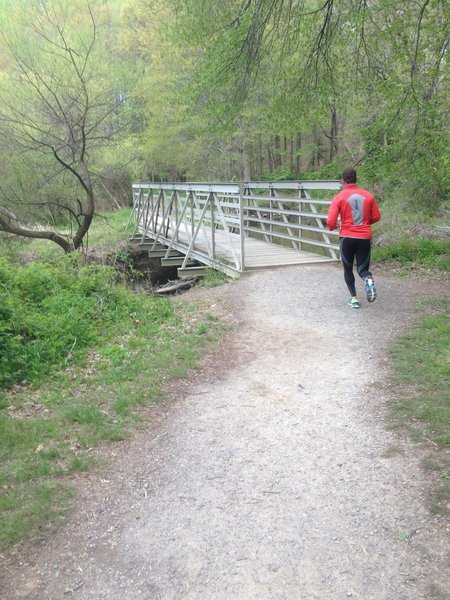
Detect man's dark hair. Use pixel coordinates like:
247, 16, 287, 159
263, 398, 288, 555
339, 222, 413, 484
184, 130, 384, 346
341, 168, 357, 184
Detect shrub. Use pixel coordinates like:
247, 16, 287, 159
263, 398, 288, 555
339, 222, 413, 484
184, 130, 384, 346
0, 256, 172, 388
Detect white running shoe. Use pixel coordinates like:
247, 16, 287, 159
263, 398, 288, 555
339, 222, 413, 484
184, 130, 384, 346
365, 277, 377, 303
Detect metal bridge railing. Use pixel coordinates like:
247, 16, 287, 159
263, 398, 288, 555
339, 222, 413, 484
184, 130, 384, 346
130, 181, 341, 275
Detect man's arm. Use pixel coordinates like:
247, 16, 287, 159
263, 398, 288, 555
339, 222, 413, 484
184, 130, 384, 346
327, 199, 340, 230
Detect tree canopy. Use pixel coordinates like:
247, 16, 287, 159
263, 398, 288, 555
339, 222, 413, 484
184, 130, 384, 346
0, 0, 448, 249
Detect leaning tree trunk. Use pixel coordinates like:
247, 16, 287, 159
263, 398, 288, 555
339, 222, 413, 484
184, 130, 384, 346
70, 160, 96, 251
0, 208, 75, 253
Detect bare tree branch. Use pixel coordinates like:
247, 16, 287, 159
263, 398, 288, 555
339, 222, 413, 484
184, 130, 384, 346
0, 1, 122, 251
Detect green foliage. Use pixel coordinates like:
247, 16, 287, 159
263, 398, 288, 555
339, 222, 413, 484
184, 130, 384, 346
200, 268, 231, 287
0, 481, 74, 546
373, 238, 450, 272
139, 0, 449, 216
300, 160, 347, 181
80, 210, 135, 256
0, 255, 156, 388
389, 297, 450, 512
260, 167, 294, 182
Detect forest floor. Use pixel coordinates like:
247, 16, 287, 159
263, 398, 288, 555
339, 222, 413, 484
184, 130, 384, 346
1, 263, 449, 600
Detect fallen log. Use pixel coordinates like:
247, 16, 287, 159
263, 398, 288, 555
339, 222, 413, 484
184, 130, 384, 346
154, 276, 201, 295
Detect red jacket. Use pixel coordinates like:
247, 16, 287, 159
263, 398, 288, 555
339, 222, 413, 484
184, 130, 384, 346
327, 183, 381, 239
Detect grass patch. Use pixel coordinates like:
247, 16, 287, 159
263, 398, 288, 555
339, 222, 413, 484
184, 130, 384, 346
0, 481, 74, 546
372, 238, 450, 275
0, 301, 222, 548
84, 208, 134, 251
200, 268, 232, 288
388, 297, 450, 513
0, 253, 223, 549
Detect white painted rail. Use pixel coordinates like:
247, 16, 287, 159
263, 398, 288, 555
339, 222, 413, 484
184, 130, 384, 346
130, 181, 341, 276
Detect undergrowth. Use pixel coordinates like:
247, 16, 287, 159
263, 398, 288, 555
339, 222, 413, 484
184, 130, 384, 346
0, 255, 144, 390
372, 238, 450, 274
200, 268, 231, 287
388, 297, 450, 514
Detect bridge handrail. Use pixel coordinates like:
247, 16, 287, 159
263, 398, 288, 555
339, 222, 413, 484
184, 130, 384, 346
132, 180, 341, 193
133, 182, 241, 194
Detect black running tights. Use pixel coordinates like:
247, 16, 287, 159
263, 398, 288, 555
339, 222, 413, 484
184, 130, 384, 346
339, 237, 372, 297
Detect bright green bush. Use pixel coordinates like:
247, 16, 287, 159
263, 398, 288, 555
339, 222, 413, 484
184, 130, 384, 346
0, 256, 173, 388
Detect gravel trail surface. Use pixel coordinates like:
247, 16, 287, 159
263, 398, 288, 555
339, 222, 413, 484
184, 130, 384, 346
1, 264, 449, 599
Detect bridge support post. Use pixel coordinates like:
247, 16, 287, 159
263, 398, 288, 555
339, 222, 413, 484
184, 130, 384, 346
239, 183, 245, 272
210, 191, 216, 260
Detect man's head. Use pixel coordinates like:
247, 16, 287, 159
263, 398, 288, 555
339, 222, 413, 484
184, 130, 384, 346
341, 167, 357, 184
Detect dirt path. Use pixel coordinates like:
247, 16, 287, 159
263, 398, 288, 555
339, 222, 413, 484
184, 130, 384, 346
1, 264, 449, 599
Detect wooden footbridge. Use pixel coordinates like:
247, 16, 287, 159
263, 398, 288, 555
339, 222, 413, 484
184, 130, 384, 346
130, 181, 341, 277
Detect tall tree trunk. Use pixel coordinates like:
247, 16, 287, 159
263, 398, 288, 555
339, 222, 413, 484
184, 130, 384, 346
283, 135, 288, 171
237, 138, 251, 181
295, 133, 302, 178
330, 107, 338, 162
274, 135, 282, 168
242, 151, 251, 181
268, 145, 274, 172
312, 127, 324, 169
289, 137, 294, 176
258, 134, 264, 178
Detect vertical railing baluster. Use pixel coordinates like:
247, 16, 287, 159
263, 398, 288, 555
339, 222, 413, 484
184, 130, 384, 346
239, 183, 245, 271
299, 187, 306, 252
210, 191, 216, 260
191, 191, 195, 240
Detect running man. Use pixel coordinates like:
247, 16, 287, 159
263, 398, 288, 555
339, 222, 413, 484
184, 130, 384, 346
327, 168, 381, 309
